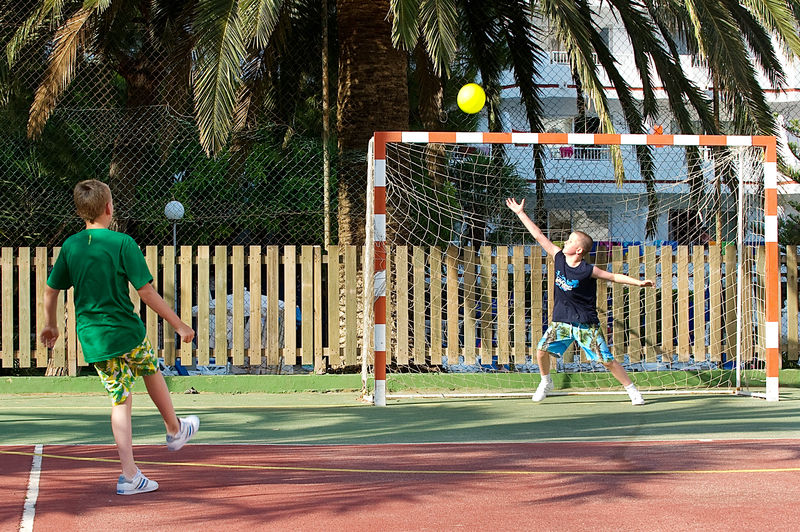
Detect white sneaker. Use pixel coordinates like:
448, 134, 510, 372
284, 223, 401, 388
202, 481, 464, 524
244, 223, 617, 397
166, 415, 200, 451
532, 379, 554, 402
627, 387, 645, 406
117, 469, 158, 495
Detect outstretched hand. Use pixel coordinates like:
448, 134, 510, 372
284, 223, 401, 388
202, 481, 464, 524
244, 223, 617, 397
506, 197, 525, 214
640, 279, 655, 287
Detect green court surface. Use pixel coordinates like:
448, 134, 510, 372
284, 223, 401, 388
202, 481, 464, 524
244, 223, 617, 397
1, 386, 799, 446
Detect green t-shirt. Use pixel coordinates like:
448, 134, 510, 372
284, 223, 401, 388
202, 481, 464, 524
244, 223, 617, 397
46, 229, 153, 363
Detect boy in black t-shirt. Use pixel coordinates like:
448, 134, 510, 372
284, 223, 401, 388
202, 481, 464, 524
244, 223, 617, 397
506, 198, 654, 405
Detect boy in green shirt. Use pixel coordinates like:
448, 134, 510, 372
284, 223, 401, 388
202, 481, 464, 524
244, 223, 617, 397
40, 179, 199, 495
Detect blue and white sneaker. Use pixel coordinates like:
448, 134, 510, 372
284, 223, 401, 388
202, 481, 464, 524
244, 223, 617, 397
166, 415, 200, 451
117, 470, 158, 495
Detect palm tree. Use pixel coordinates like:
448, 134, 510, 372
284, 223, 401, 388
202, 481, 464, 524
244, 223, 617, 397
6, 1, 186, 232
389, 0, 800, 236
335, 0, 409, 245
9, 0, 800, 244
5, 0, 324, 234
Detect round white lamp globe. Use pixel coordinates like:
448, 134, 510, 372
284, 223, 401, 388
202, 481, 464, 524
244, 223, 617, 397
164, 200, 185, 221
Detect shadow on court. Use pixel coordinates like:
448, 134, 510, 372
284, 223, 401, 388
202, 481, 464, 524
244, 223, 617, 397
1, 390, 799, 446
4, 440, 800, 531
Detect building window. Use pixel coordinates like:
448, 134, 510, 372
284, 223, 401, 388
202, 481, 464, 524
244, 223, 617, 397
548, 210, 610, 242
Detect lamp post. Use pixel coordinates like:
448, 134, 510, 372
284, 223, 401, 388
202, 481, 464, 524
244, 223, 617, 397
164, 200, 185, 248
164, 200, 184, 324
164, 200, 185, 366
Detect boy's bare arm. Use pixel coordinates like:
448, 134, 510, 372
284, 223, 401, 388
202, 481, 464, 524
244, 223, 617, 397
506, 198, 561, 257
592, 266, 654, 287
39, 286, 61, 347
137, 282, 195, 343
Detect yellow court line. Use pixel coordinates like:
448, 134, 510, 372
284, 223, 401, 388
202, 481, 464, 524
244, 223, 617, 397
2, 449, 800, 476
0, 404, 362, 410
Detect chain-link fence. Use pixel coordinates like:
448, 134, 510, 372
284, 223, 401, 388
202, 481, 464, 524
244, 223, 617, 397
2, 1, 800, 248
0, 106, 333, 247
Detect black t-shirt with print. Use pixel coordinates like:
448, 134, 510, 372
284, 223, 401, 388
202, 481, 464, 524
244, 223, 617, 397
551, 250, 599, 324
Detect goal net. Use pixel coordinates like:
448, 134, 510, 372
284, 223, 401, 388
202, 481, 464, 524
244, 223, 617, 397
366, 132, 780, 405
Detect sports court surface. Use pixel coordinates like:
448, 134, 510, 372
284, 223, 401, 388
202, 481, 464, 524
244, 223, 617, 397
3, 389, 800, 531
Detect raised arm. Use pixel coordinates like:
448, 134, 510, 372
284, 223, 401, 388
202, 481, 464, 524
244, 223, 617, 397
137, 282, 195, 343
506, 198, 561, 257
592, 266, 654, 287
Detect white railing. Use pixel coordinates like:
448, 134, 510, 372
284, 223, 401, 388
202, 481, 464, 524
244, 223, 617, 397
550, 146, 610, 160
549, 50, 598, 65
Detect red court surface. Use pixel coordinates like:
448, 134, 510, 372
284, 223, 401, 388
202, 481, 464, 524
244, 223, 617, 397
3, 440, 799, 531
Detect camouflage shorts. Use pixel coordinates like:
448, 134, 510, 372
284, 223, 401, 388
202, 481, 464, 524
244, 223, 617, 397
94, 337, 159, 405
536, 322, 614, 362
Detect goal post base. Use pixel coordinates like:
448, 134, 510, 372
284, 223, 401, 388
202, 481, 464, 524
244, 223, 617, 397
766, 377, 780, 402
374, 379, 386, 406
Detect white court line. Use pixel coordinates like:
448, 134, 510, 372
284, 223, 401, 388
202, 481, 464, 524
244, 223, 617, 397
19, 444, 42, 532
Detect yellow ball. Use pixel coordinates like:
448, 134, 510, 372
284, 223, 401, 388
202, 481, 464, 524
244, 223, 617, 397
457, 83, 486, 114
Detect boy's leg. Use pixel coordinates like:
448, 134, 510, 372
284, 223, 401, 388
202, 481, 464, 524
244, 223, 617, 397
110, 396, 138, 480
532, 323, 570, 402
94, 357, 140, 478
131, 340, 200, 449
603, 359, 633, 386
601, 360, 645, 404
536, 349, 552, 376
532, 350, 555, 401
578, 324, 644, 405
143, 372, 180, 435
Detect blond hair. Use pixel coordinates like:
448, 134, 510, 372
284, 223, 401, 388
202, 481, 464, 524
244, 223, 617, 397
73, 180, 111, 222
574, 231, 594, 257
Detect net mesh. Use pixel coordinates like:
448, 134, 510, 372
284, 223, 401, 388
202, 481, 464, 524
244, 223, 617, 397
376, 139, 768, 396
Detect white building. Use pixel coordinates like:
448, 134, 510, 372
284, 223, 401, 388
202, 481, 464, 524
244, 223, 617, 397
495, 4, 800, 245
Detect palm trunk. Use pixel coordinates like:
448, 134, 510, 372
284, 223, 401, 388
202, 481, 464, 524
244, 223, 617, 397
336, 0, 408, 246
108, 54, 160, 238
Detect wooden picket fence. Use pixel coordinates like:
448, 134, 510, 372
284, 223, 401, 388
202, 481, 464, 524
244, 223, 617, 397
385, 244, 781, 366
0, 246, 366, 375
0, 244, 797, 375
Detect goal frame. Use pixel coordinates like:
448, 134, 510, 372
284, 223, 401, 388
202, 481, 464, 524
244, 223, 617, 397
366, 131, 780, 405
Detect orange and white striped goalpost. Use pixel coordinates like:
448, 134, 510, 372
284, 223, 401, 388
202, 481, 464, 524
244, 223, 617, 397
368, 132, 780, 405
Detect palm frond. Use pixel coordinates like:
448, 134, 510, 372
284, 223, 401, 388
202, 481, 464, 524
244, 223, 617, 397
153, 1, 196, 115
192, 0, 246, 156
419, 0, 458, 76
741, 0, 800, 58
390, 0, 421, 51
233, 48, 272, 136
461, 0, 505, 84
605, 0, 662, 120
644, 0, 717, 133
727, 0, 787, 89
540, 0, 624, 179
240, 0, 284, 49
6, 0, 68, 66
497, 0, 543, 131
27, 5, 96, 138
687, 0, 775, 134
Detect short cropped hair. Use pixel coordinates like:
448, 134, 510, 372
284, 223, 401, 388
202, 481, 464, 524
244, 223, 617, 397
574, 231, 594, 256
74, 180, 111, 222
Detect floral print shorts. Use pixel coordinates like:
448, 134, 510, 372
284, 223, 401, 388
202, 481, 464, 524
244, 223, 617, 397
94, 337, 159, 405
537, 322, 615, 362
